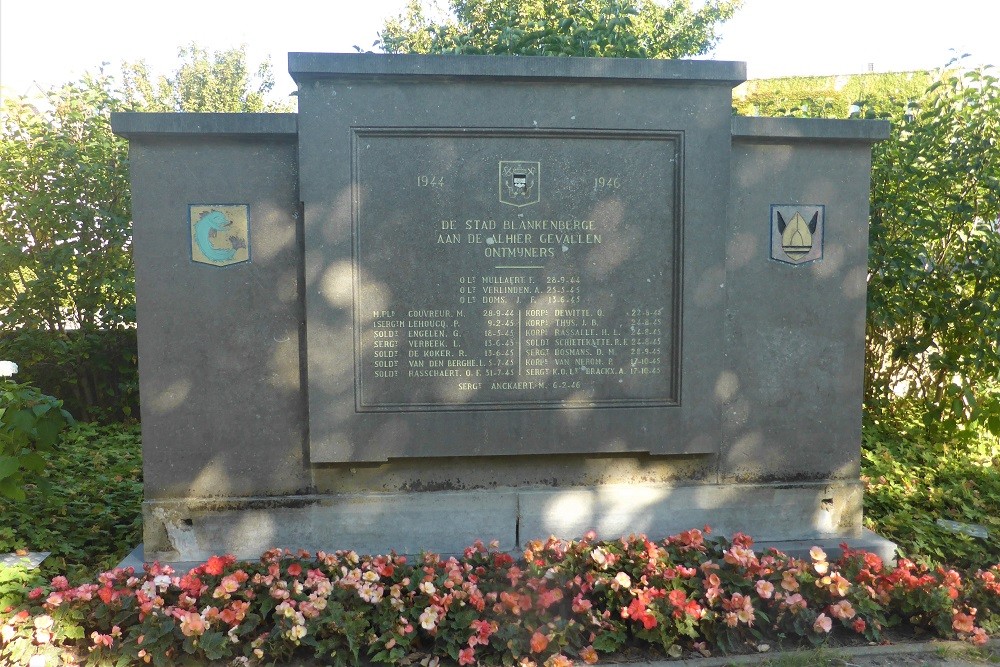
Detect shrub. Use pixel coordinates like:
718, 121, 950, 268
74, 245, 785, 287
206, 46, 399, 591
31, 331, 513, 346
0, 532, 996, 666
866, 64, 1000, 434
861, 417, 1000, 570
0, 422, 142, 581
0, 329, 139, 424
736, 64, 1000, 436
0, 376, 74, 501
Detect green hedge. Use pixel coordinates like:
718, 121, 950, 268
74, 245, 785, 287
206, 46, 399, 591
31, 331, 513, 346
0, 329, 138, 424
733, 71, 932, 118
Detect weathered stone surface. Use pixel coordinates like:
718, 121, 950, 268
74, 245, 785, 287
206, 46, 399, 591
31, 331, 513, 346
722, 118, 888, 484
112, 113, 308, 500
114, 54, 892, 565
142, 491, 517, 562
292, 54, 738, 464
517, 481, 864, 543
139, 481, 865, 561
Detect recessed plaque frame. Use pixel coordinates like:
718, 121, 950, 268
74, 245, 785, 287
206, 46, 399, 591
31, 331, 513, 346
350, 127, 684, 412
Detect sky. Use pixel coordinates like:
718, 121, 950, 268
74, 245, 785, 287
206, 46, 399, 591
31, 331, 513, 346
1, 0, 999, 101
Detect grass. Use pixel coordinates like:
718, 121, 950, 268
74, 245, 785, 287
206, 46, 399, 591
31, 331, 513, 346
757, 648, 849, 667
937, 644, 1000, 663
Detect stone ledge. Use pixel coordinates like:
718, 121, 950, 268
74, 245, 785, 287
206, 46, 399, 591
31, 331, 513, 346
111, 112, 297, 138
732, 116, 891, 143
289, 52, 746, 85
139, 481, 870, 564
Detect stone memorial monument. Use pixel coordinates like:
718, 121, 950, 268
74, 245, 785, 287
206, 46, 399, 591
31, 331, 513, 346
112, 53, 892, 565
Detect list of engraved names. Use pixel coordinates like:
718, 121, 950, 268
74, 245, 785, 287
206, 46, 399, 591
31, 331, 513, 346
354, 129, 681, 410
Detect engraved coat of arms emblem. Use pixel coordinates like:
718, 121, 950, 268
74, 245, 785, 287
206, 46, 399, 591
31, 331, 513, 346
770, 204, 824, 265
189, 204, 251, 267
499, 161, 540, 207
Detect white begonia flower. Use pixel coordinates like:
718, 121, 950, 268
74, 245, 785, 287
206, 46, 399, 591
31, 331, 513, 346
0, 361, 17, 377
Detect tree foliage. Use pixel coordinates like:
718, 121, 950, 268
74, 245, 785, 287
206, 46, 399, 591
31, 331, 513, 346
736, 66, 1000, 436
378, 0, 741, 58
0, 74, 133, 332
1, 45, 289, 421
866, 65, 1000, 434
119, 43, 292, 112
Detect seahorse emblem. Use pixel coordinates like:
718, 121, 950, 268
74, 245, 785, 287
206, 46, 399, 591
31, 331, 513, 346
194, 210, 237, 263
190, 205, 249, 266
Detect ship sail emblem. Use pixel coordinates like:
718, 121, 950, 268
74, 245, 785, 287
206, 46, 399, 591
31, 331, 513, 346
499, 161, 540, 207
770, 205, 824, 265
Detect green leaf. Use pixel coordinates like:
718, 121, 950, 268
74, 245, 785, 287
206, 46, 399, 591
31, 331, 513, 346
0, 476, 26, 501
0, 456, 20, 480
18, 451, 46, 473
198, 630, 230, 660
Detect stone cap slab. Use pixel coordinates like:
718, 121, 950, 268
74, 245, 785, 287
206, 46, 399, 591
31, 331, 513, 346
111, 112, 297, 138
289, 52, 746, 86
732, 116, 891, 143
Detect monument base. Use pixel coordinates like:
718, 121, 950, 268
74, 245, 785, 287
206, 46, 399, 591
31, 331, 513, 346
136, 480, 892, 564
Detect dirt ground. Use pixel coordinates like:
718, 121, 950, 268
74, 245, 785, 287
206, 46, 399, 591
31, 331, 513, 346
682, 641, 1000, 666
606, 639, 1000, 666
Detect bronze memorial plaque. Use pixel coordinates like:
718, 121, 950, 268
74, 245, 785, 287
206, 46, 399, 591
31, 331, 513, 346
353, 129, 682, 411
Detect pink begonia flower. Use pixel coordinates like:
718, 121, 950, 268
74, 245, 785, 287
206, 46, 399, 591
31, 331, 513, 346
178, 611, 206, 637
614, 572, 631, 588
809, 546, 827, 562
459, 647, 476, 665
755, 580, 774, 599
814, 613, 833, 633
830, 599, 856, 620
785, 593, 807, 612
781, 571, 800, 592
545, 654, 573, 667
953, 612, 976, 634
419, 606, 440, 631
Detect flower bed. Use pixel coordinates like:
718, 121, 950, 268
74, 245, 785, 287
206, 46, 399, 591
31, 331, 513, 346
2, 530, 999, 666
